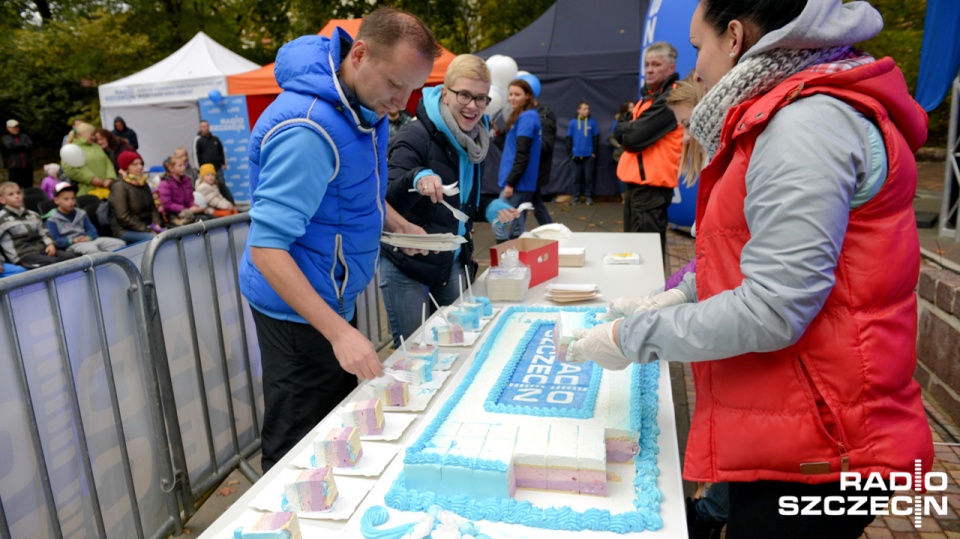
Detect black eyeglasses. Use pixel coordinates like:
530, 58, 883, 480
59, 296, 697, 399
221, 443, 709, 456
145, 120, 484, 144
446, 87, 492, 108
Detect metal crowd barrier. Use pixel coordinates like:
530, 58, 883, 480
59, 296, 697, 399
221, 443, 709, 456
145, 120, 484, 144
138, 214, 391, 519
0, 213, 394, 535
140, 215, 261, 519
940, 72, 960, 241
0, 254, 181, 539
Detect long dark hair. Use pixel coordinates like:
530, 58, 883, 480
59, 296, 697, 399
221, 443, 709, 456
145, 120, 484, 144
504, 79, 535, 133
700, 0, 806, 57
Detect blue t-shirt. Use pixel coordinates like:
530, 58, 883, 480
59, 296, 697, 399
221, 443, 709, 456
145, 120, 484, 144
498, 109, 541, 192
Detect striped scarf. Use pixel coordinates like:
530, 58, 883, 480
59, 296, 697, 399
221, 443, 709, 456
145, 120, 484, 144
690, 46, 855, 157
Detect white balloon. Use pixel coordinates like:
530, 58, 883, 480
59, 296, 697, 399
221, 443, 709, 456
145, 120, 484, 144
60, 144, 85, 167
486, 86, 505, 118
193, 191, 208, 208
487, 56, 518, 95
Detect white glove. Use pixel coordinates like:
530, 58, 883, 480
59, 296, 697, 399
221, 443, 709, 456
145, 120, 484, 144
565, 321, 632, 370
603, 288, 688, 320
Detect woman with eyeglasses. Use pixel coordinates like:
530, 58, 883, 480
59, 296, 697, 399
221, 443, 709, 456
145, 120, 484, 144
380, 54, 520, 348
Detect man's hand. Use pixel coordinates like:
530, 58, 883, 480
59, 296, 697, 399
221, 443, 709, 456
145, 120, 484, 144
416, 174, 444, 203
329, 326, 384, 380
398, 221, 430, 256
44, 245, 56, 256
502, 185, 515, 198
566, 320, 632, 370
496, 208, 520, 224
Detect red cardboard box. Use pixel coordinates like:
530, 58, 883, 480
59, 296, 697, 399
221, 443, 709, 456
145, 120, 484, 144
489, 238, 559, 288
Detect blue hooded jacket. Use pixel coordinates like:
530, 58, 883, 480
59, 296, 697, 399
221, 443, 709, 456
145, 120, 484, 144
239, 29, 389, 322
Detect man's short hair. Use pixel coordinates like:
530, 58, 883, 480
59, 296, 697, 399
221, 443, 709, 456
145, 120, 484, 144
357, 7, 442, 61
578, 101, 590, 108
199, 120, 209, 125
644, 42, 678, 65
0, 181, 19, 195
444, 54, 491, 86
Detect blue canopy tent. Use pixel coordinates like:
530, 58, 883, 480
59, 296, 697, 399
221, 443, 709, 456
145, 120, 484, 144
476, 0, 649, 199
916, 0, 960, 239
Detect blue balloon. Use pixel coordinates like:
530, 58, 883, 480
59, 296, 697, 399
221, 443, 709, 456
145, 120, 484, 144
208, 89, 223, 103
517, 73, 541, 98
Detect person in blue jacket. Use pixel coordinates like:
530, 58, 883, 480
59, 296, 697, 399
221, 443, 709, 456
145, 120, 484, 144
495, 79, 541, 241
238, 7, 440, 472
566, 101, 600, 205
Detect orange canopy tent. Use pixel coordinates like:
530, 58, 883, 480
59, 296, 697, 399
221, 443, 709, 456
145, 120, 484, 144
226, 18, 456, 96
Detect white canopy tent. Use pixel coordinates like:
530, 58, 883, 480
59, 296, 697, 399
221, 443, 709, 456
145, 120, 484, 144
99, 32, 259, 168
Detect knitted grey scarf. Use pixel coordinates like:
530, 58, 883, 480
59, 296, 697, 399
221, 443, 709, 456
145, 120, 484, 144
439, 101, 489, 163
690, 46, 852, 156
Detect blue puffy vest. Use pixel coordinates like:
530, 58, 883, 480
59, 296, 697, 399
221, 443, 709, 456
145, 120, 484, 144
239, 30, 389, 322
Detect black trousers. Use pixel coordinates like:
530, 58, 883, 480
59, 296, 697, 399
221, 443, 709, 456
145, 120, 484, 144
623, 183, 673, 257
18, 250, 77, 267
725, 480, 883, 539
252, 309, 359, 472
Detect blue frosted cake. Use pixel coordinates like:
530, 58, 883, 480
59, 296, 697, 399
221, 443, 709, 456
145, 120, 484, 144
386, 306, 662, 533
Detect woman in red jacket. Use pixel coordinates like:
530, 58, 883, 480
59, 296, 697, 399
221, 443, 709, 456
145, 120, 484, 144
569, 1, 934, 537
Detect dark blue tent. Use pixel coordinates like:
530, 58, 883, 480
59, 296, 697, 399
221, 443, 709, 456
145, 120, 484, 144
915, 0, 960, 112
477, 0, 649, 198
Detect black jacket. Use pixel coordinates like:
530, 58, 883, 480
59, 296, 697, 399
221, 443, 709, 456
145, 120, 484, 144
193, 132, 226, 169
535, 102, 556, 186
382, 99, 499, 288
111, 116, 139, 150
614, 73, 680, 154
1, 133, 33, 170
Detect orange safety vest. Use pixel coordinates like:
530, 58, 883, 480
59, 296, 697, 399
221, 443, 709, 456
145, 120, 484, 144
616, 94, 683, 188
686, 58, 933, 484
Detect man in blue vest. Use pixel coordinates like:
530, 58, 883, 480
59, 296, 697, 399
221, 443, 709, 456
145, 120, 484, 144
240, 7, 440, 471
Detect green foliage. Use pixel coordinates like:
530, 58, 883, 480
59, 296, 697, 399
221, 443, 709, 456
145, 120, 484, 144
0, 9, 157, 153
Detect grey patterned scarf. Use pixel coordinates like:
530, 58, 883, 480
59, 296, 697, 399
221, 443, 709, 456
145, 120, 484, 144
690, 46, 852, 156
439, 101, 489, 163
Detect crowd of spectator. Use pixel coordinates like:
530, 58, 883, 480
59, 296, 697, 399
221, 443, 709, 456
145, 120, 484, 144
0, 117, 236, 277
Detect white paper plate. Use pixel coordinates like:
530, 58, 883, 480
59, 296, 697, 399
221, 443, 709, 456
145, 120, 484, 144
356, 371, 451, 412
248, 469, 376, 520
290, 440, 399, 477
384, 352, 458, 372
319, 411, 416, 442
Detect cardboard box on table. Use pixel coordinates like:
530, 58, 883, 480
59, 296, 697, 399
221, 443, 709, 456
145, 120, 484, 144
489, 238, 559, 288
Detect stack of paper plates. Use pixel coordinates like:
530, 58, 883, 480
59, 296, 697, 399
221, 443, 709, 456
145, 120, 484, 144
544, 283, 599, 303
381, 232, 467, 252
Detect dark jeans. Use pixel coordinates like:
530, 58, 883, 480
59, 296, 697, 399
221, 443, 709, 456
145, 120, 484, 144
18, 250, 77, 267
572, 156, 596, 198
252, 309, 359, 472
379, 257, 465, 348
725, 480, 883, 539
623, 183, 673, 257
494, 191, 535, 240
8, 167, 33, 189
697, 482, 730, 522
